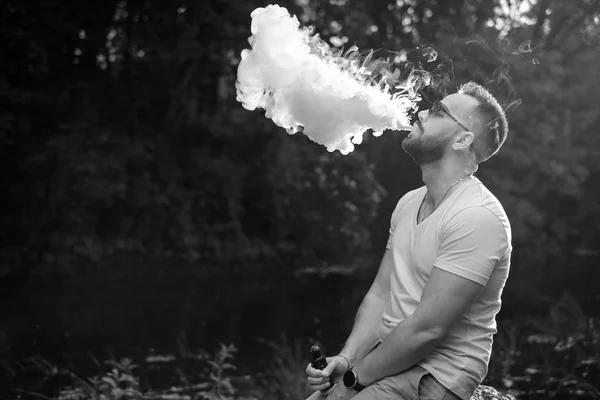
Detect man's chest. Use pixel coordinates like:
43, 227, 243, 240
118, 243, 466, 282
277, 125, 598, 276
393, 210, 442, 279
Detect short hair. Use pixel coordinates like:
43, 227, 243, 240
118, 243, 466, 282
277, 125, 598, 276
458, 82, 508, 163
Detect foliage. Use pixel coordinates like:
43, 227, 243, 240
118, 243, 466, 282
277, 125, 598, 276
5, 344, 252, 400
486, 294, 600, 399
1, 0, 599, 308
255, 336, 312, 400
0, 0, 599, 304
8, 300, 600, 400
56, 358, 142, 400
201, 343, 238, 400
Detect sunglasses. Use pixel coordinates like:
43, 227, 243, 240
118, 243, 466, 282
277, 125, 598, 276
429, 101, 469, 131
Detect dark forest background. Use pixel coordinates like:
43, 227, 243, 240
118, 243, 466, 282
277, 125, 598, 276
1, 0, 600, 399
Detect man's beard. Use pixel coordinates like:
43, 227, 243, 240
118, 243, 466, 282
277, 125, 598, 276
402, 126, 452, 164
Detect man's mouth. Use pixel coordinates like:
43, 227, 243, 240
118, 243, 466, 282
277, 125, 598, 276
412, 122, 422, 134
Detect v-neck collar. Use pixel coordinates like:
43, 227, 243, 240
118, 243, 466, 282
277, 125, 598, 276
415, 177, 479, 226
415, 191, 430, 226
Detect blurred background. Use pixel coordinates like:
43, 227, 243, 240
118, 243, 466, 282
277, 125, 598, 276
1, 0, 599, 399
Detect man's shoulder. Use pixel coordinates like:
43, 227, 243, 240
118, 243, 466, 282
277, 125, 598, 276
393, 186, 426, 209
398, 186, 427, 203
456, 180, 508, 217
448, 181, 512, 240
389, 186, 426, 222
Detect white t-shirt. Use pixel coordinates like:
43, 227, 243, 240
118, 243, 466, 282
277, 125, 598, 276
378, 177, 512, 400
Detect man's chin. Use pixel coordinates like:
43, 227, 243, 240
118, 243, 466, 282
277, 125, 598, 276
401, 136, 417, 151
401, 143, 417, 161
401, 134, 415, 148
402, 141, 433, 165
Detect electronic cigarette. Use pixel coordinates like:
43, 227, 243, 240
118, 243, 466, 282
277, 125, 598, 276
310, 345, 334, 392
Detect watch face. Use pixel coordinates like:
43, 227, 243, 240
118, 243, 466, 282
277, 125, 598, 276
343, 369, 356, 388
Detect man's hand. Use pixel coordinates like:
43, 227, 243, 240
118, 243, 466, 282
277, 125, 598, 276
305, 355, 350, 392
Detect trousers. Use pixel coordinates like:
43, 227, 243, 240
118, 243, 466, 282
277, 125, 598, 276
306, 364, 462, 400
351, 364, 462, 400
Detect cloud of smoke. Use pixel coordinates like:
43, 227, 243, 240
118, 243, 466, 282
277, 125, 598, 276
235, 5, 435, 154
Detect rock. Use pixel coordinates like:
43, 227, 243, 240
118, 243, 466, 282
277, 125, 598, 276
471, 385, 516, 400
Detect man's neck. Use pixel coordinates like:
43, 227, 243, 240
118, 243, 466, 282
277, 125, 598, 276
421, 160, 472, 206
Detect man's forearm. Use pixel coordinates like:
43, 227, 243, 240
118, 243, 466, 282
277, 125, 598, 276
338, 291, 387, 365
352, 315, 443, 385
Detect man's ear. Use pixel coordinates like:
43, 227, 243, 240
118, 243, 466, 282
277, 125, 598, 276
453, 131, 475, 151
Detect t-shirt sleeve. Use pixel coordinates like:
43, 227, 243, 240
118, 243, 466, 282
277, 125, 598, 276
433, 206, 508, 285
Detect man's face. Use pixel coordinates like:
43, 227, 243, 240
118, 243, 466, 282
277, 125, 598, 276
402, 93, 478, 164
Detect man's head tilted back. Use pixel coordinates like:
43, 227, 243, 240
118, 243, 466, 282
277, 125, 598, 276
402, 81, 509, 166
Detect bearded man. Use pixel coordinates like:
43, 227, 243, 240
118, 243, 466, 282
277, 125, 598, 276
306, 82, 512, 400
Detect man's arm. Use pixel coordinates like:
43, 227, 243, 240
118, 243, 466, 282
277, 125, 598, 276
352, 266, 484, 385
337, 249, 392, 365
352, 206, 508, 386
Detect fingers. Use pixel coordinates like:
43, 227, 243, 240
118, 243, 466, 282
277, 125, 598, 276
306, 366, 328, 379
322, 357, 340, 376
307, 376, 329, 385
310, 381, 333, 392
306, 362, 333, 391
307, 373, 333, 392
306, 363, 325, 377
306, 364, 327, 380
306, 356, 343, 379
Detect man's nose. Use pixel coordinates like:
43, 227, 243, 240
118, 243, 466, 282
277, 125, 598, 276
418, 109, 427, 121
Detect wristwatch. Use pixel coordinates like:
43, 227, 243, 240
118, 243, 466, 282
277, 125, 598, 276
342, 368, 366, 392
